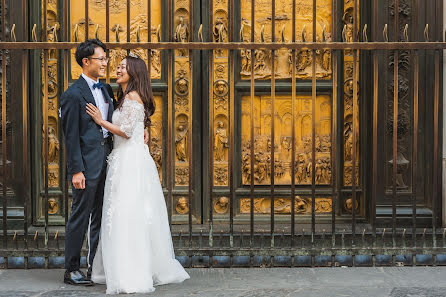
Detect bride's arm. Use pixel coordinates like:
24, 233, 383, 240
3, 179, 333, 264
86, 103, 130, 139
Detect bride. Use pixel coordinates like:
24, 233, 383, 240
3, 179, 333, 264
86, 55, 190, 294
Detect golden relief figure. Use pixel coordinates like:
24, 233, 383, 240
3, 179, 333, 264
241, 95, 332, 185
240, 0, 332, 80
175, 124, 188, 162
214, 121, 228, 162
213, 17, 228, 43
174, 16, 189, 43
47, 126, 60, 164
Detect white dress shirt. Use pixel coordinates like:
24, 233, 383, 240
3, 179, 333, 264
82, 73, 110, 138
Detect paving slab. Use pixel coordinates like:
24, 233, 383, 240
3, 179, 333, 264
0, 268, 445, 296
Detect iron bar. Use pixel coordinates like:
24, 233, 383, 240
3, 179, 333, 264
126, 0, 130, 55
85, 0, 89, 39
432, 0, 442, 255
351, 0, 359, 249
127, 0, 130, 43
1, 0, 7, 258
106, 0, 109, 42
411, 0, 419, 262
43, 55, 49, 252
331, 0, 337, 260
270, 0, 276, 250
229, 0, 235, 254
166, 0, 173, 225
249, 0, 255, 251
371, 0, 378, 260
106, 0, 110, 84
208, 0, 214, 250
290, 0, 296, 250
311, 0, 316, 250
436, 0, 441, 40
188, 0, 194, 249
412, 50, 419, 259
433, 49, 440, 249
22, 0, 29, 256
43, 1, 50, 264
371, 0, 379, 267
392, 0, 399, 257
147, 0, 152, 80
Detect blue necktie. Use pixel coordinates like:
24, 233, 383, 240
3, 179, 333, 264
92, 82, 103, 90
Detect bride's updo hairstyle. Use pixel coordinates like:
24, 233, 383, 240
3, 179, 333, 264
116, 55, 155, 126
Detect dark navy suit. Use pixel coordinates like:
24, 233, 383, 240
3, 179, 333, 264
61, 75, 114, 271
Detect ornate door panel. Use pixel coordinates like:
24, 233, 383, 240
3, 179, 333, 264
32, 0, 360, 224
170, 0, 202, 223
202, 0, 362, 222
33, 0, 203, 225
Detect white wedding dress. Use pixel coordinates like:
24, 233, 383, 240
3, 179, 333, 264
91, 98, 190, 294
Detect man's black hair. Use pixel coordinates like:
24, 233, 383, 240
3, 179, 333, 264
75, 39, 107, 67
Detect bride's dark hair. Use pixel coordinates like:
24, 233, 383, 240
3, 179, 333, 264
116, 55, 155, 126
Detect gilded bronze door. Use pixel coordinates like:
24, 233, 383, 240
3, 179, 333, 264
32, 0, 204, 225
32, 0, 359, 225
30, 0, 440, 228
201, 0, 363, 224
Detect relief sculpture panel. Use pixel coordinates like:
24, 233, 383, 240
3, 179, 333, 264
70, 0, 162, 80
240, 0, 332, 80
212, 0, 230, 187
240, 196, 332, 214
241, 95, 332, 185
173, 0, 192, 186
39, 0, 62, 221
42, 0, 60, 190
386, 0, 412, 191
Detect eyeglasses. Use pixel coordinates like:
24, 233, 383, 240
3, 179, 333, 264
89, 57, 109, 64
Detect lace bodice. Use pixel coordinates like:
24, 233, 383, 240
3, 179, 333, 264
112, 98, 145, 148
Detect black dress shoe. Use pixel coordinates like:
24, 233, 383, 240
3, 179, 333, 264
64, 270, 94, 286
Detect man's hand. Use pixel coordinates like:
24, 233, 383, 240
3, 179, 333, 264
144, 128, 149, 145
72, 171, 86, 189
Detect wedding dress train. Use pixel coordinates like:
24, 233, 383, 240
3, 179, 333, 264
92, 98, 189, 294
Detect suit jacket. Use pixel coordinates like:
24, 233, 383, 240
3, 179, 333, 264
61, 75, 114, 180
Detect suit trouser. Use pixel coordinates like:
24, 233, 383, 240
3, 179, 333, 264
64, 143, 110, 271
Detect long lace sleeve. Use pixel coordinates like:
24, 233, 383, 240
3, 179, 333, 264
119, 98, 145, 138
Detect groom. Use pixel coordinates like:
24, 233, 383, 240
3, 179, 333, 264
62, 39, 150, 286
61, 39, 113, 285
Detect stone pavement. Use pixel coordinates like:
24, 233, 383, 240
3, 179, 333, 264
0, 268, 446, 297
